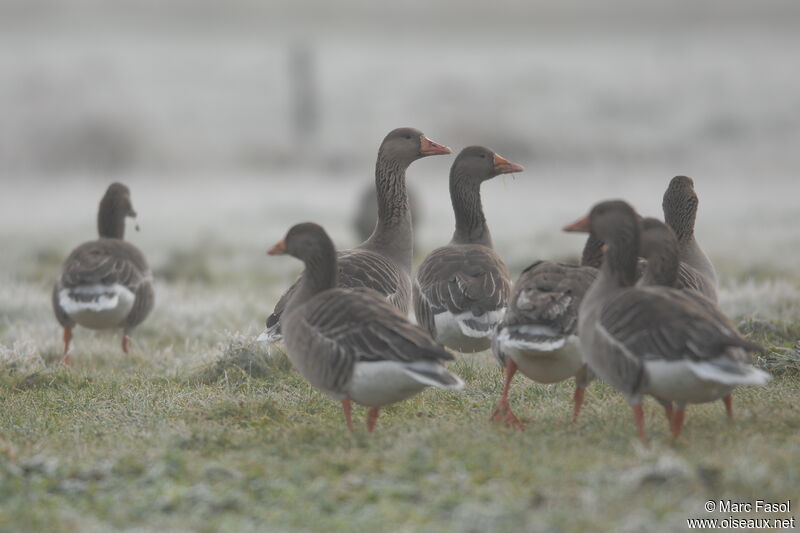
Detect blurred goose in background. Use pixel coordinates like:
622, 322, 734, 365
638, 217, 750, 423
270, 222, 464, 432
53, 182, 154, 363
565, 200, 769, 443
413, 146, 521, 353
490, 234, 603, 429
662, 175, 718, 299
260, 127, 450, 344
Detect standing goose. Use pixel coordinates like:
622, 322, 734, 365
260, 128, 450, 344
53, 182, 154, 363
270, 223, 464, 432
662, 175, 718, 297
490, 235, 603, 429
638, 217, 746, 422
564, 200, 768, 443
413, 146, 521, 353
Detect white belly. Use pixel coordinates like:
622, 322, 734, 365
506, 335, 584, 384
346, 361, 430, 407
433, 311, 499, 353
59, 284, 135, 329
644, 360, 734, 406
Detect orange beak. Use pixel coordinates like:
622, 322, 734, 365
419, 136, 452, 156
267, 240, 287, 255
493, 153, 524, 174
563, 215, 590, 233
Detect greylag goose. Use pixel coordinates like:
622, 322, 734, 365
260, 128, 450, 344
638, 217, 748, 423
413, 146, 521, 353
52, 182, 154, 363
564, 200, 769, 443
662, 175, 718, 296
490, 235, 603, 429
269, 222, 464, 432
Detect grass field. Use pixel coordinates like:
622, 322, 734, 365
2, 0, 800, 529
1, 185, 799, 532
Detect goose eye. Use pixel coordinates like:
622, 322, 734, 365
404, 135, 411, 140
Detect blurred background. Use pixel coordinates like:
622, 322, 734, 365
1, 0, 799, 311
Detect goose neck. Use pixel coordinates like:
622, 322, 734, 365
97, 201, 127, 239
450, 173, 491, 247
363, 153, 412, 269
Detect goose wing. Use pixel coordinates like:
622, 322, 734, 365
60, 239, 149, 291
415, 245, 510, 318
301, 288, 453, 366
265, 248, 409, 340
599, 287, 761, 364
676, 262, 718, 302
504, 261, 597, 337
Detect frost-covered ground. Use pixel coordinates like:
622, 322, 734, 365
1, 174, 799, 532
2, 170, 799, 332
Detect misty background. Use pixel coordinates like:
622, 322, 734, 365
2, 0, 799, 304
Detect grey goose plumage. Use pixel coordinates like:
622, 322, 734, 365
663, 175, 718, 295
260, 128, 451, 344
353, 183, 422, 243
638, 217, 752, 425
490, 235, 603, 429
53, 182, 154, 363
271, 222, 463, 432
566, 200, 768, 443
639, 216, 718, 302
413, 146, 521, 353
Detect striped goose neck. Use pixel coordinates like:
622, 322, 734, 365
293, 245, 339, 309
363, 152, 412, 270
663, 192, 697, 243
601, 226, 639, 287
97, 198, 127, 239
450, 170, 491, 247
580, 234, 604, 268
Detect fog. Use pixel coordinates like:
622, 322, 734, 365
2, 0, 799, 281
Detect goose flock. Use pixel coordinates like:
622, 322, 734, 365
53, 127, 770, 443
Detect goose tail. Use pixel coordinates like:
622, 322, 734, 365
401, 362, 465, 391
256, 315, 283, 344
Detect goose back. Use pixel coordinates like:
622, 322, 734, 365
414, 244, 511, 351
593, 286, 763, 397
283, 286, 455, 399
54, 237, 153, 330
495, 261, 596, 363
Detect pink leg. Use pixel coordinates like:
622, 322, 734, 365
671, 408, 686, 441
632, 404, 647, 446
122, 335, 131, 354
490, 360, 524, 430
366, 407, 380, 432
61, 327, 73, 365
723, 394, 733, 422
342, 398, 354, 433
663, 402, 674, 426
573, 386, 585, 423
